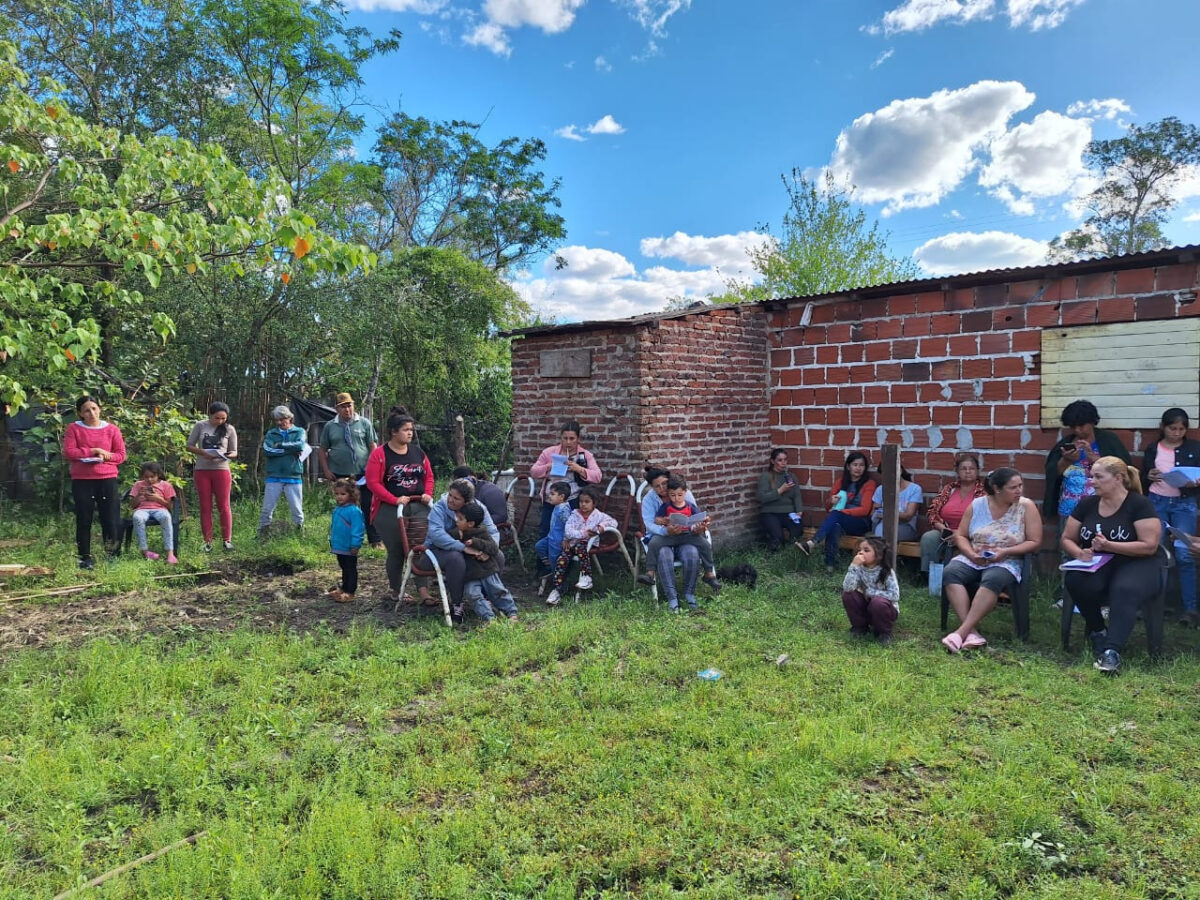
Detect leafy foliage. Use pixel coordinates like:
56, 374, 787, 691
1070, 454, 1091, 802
1049, 117, 1200, 262
0, 41, 374, 411
716, 170, 919, 304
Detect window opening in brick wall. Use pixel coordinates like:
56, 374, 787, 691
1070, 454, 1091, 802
1041, 320, 1200, 428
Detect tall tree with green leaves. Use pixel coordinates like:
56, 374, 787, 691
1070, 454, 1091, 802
715, 170, 918, 304
0, 42, 374, 412
1048, 117, 1200, 262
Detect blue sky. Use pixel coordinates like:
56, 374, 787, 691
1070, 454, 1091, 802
342, 0, 1200, 321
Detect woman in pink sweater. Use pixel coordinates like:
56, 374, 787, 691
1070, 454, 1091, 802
62, 395, 127, 569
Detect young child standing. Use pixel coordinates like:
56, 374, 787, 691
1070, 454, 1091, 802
653, 475, 721, 592
841, 536, 900, 645
129, 462, 177, 564
545, 487, 618, 606
534, 481, 572, 584
454, 501, 519, 624
328, 479, 365, 603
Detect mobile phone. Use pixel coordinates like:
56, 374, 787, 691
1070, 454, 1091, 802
979, 550, 996, 559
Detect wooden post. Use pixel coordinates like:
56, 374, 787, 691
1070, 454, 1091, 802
880, 444, 900, 568
452, 415, 467, 466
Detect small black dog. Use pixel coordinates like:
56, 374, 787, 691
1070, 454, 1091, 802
716, 563, 758, 590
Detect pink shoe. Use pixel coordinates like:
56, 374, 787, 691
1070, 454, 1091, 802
941, 632, 963, 653
143, 550, 159, 561
166, 553, 178, 565
962, 631, 987, 649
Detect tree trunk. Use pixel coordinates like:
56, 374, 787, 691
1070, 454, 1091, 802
452, 415, 466, 466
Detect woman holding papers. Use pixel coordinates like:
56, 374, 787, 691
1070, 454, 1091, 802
187, 401, 238, 552
1141, 407, 1200, 626
1061, 457, 1161, 673
529, 419, 602, 542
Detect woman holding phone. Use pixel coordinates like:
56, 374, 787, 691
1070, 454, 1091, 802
757, 448, 805, 551
1141, 407, 1200, 626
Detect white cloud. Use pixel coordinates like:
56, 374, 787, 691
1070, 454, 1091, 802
820, 80, 1035, 216
594, 54, 612, 72
482, 0, 584, 32
870, 0, 1086, 34
640, 230, 773, 268
510, 234, 762, 320
555, 124, 586, 141
1184, 212, 1200, 223
1066, 98, 1132, 121
621, 0, 692, 36
871, 49, 895, 69
914, 230, 1048, 275
463, 21, 512, 56
979, 110, 1092, 212
586, 114, 625, 135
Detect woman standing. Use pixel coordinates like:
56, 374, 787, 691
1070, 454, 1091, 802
365, 406, 434, 604
62, 395, 126, 569
1062, 457, 1162, 673
258, 405, 308, 533
940, 468, 1042, 653
529, 420, 602, 540
919, 452, 986, 574
798, 451, 877, 571
186, 401, 238, 552
756, 448, 805, 551
1141, 407, 1200, 627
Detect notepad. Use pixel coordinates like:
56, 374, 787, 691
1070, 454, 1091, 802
549, 454, 569, 477
1160, 466, 1200, 489
1059, 553, 1113, 572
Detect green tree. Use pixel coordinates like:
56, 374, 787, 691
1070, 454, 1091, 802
1049, 117, 1200, 262
0, 42, 374, 411
370, 114, 567, 268
716, 170, 918, 304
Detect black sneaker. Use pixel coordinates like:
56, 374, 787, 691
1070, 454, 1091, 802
636, 572, 656, 586
876, 633, 893, 647
1094, 649, 1121, 673
78, 556, 95, 571
701, 573, 721, 594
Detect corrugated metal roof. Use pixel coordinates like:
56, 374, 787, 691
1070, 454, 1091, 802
502, 243, 1200, 339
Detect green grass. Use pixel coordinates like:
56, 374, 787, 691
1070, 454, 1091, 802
1, 501, 1199, 898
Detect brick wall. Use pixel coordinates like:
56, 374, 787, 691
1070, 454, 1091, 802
509, 251, 1200, 553
769, 260, 1200, 512
510, 306, 770, 547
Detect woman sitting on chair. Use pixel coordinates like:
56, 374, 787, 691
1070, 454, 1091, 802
1061, 456, 1161, 674
940, 467, 1042, 653
798, 451, 876, 572
919, 452, 986, 575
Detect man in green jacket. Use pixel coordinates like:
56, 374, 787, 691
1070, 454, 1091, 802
318, 392, 381, 547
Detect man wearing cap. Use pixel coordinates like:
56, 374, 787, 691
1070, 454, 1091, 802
319, 392, 382, 548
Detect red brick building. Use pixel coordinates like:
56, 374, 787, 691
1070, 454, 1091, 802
507, 246, 1200, 550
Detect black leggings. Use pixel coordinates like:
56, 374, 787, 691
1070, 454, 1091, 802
1064, 555, 1161, 654
72, 477, 121, 559
337, 553, 359, 596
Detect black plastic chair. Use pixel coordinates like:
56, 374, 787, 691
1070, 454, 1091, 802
940, 555, 1033, 641
1060, 544, 1168, 656
122, 490, 186, 553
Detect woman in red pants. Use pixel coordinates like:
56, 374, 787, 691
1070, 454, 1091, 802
186, 402, 238, 552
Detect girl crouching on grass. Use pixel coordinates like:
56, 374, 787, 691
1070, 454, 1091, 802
328, 479, 365, 603
841, 536, 900, 645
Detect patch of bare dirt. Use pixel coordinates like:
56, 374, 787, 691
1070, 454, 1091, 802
0, 555, 549, 651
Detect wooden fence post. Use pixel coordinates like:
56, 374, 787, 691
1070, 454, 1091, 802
452, 415, 467, 466
880, 444, 900, 568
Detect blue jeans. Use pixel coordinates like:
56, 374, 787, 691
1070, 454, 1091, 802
656, 543, 699, 609
259, 481, 304, 528
132, 508, 173, 551
1149, 492, 1197, 612
465, 573, 518, 621
813, 511, 870, 565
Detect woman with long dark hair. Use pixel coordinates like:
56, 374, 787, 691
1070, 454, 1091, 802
62, 395, 126, 569
1141, 407, 1200, 626
365, 406, 435, 604
186, 401, 238, 552
798, 451, 877, 571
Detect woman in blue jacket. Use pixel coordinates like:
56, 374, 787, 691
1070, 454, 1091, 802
258, 405, 309, 534
426, 478, 501, 624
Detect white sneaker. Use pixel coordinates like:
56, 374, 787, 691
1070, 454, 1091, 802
545, 589, 561, 606
577, 575, 593, 590
223, 541, 233, 551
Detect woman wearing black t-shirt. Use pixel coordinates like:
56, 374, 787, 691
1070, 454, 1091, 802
1061, 456, 1162, 673
365, 406, 435, 604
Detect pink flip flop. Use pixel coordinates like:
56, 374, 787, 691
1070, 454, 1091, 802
962, 632, 987, 649
941, 633, 963, 653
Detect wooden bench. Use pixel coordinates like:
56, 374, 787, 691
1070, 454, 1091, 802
801, 528, 922, 559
